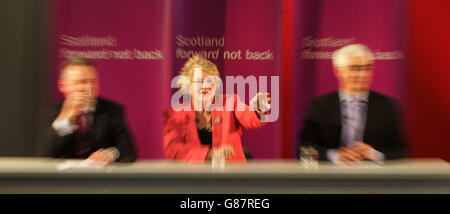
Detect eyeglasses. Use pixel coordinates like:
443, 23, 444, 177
348, 64, 374, 72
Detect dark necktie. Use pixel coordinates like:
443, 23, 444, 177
74, 113, 93, 158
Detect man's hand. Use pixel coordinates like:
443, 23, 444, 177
335, 142, 382, 164
336, 146, 364, 164
86, 148, 114, 163
349, 141, 378, 161
56, 93, 90, 122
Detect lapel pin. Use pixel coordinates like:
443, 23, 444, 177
215, 117, 221, 124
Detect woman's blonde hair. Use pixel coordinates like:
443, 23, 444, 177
177, 55, 221, 93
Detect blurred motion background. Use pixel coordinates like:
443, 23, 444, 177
0, 0, 449, 161
0, 0, 47, 156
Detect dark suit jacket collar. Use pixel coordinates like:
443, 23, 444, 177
93, 97, 108, 115
338, 90, 369, 103
329, 90, 378, 143
363, 91, 380, 141
92, 97, 109, 147
328, 91, 341, 126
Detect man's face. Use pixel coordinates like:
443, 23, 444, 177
335, 56, 374, 93
59, 65, 99, 99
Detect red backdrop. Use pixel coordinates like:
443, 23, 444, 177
407, 0, 450, 161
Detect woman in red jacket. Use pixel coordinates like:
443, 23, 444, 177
163, 55, 270, 163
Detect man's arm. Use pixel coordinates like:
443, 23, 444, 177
378, 99, 409, 160
300, 99, 330, 160
110, 106, 137, 162
35, 105, 74, 158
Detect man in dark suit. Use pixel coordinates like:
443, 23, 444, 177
36, 59, 136, 163
301, 44, 408, 164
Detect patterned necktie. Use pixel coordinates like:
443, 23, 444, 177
74, 113, 93, 158
341, 98, 365, 147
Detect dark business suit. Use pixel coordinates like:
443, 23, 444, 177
300, 90, 408, 160
36, 97, 137, 162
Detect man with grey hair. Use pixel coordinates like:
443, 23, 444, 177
300, 44, 408, 164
